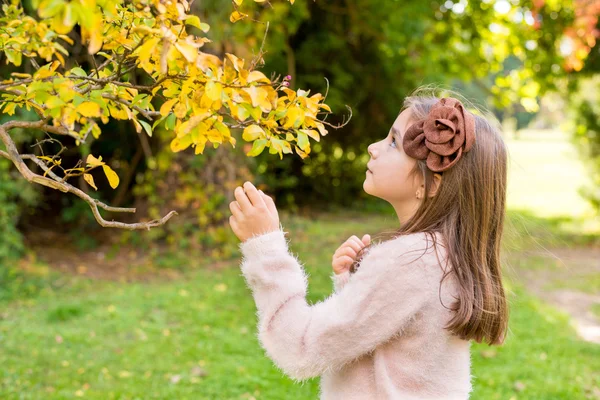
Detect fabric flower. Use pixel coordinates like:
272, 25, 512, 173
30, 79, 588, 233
402, 97, 476, 172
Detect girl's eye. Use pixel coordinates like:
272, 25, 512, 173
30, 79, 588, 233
389, 136, 397, 148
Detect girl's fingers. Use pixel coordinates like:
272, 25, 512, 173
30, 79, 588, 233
333, 255, 354, 273
243, 182, 266, 208
361, 234, 371, 246
234, 186, 252, 212
260, 190, 278, 217
333, 247, 357, 261
347, 237, 365, 253
229, 201, 242, 218
340, 246, 358, 259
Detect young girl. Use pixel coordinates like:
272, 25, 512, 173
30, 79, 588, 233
228, 87, 509, 400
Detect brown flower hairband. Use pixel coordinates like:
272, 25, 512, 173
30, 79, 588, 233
402, 97, 476, 172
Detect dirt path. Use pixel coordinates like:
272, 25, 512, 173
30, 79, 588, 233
508, 247, 600, 344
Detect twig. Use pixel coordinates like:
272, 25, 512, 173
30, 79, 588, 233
3, 119, 82, 141
0, 122, 177, 230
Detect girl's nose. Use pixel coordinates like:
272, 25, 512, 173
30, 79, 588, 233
368, 143, 377, 158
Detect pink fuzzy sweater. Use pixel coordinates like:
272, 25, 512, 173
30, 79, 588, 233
239, 229, 473, 400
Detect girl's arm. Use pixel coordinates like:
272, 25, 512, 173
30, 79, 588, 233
239, 230, 433, 381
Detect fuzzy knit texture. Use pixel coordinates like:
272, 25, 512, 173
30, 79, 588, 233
239, 228, 473, 400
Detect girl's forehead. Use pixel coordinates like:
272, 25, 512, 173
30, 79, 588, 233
392, 108, 414, 139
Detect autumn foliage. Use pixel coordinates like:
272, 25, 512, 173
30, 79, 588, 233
0, 0, 338, 229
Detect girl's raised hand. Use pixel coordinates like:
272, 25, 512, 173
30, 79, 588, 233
332, 234, 371, 275
229, 182, 280, 243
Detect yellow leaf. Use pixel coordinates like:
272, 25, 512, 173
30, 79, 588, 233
136, 37, 160, 65
170, 134, 193, 152
300, 129, 320, 142
102, 165, 119, 189
2, 102, 17, 116
86, 154, 104, 167
173, 101, 189, 119
280, 88, 296, 102
34, 61, 60, 80
77, 102, 101, 118
194, 135, 208, 154
207, 129, 222, 144
205, 81, 223, 102
83, 173, 98, 190
319, 103, 332, 112
160, 98, 178, 116
91, 124, 101, 139
10, 72, 32, 79
315, 121, 328, 136
174, 41, 198, 63
283, 106, 305, 129
234, 0, 243, 5
83, 17, 103, 54
247, 71, 270, 83
242, 86, 269, 109
225, 53, 244, 72
229, 11, 247, 23
243, 125, 265, 141
295, 145, 308, 159
213, 120, 231, 138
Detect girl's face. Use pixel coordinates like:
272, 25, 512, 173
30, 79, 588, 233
363, 108, 424, 223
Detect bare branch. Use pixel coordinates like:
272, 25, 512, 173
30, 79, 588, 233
0, 122, 177, 230
320, 105, 353, 130
3, 119, 85, 142
250, 21, 270, 71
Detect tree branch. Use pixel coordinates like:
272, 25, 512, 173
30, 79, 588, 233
0, 122, 177, 230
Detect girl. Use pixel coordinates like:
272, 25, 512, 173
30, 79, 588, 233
228, 87, 509, 400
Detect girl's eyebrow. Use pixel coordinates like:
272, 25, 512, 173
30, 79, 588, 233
391, 127, 401, 140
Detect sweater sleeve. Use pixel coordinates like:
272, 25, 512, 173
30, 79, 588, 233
331, 270, 351, 293
239, 229, 433, 381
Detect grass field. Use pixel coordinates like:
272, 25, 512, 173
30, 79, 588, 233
1, 129, 599, 399
506, 129, 595, 219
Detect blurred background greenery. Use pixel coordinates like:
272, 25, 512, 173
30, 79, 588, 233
1, 0, 600, 398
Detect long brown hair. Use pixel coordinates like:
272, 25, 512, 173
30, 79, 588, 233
352, 85, 509, 346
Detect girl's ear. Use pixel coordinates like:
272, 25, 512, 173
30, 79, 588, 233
428, 173, 443, 197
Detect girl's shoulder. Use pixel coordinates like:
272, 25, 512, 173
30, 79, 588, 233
366, 231, 448, 269
373, 231, 445, 254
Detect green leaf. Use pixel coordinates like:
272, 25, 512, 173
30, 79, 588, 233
184, 15, 202, 29
70, 67, 87, 77
240, 103, 262, 122
139, 120, 153, 137
152, 114, 168, 129
247, 139, 267, 157
296, 131, 309, 151
165, 113, 176, 131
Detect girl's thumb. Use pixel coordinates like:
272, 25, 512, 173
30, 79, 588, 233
361, 234, 371, 246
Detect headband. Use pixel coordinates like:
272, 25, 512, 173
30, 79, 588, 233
402, 97, 476, 172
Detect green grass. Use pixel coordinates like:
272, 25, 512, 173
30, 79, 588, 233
1, 213, 599, 399
506, 129, 595, 219
545, 272, 600, 295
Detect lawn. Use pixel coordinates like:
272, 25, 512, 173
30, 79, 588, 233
0, 210, 599, 399
1, 128, 599, 399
